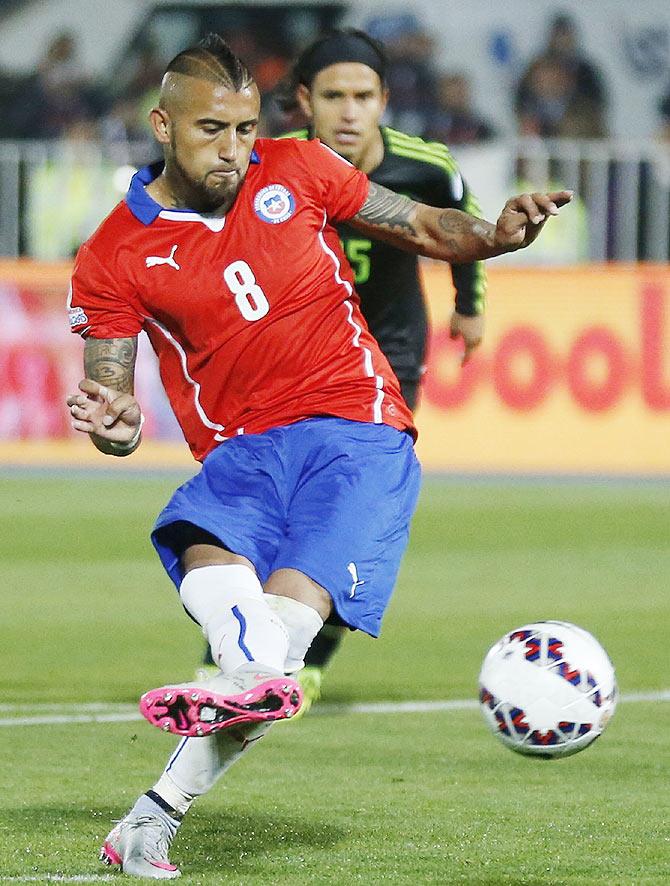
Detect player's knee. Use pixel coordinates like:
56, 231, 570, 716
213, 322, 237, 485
264, 568, 332, 619
182, 544, 255, 574
265, 594, 324, 674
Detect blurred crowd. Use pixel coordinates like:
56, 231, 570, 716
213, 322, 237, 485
6, 10, 670, 159
3, 8, 669, 263
3, 8, 670, 157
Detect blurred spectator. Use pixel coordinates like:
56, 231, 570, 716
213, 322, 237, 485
366, 13, 438, 136
657, 90, 670, 146
25, 118, 121, 259
424, 72, 496, 145
9, 31, 98, 139
113, 39, 165, 105
544, 13, 607, 110
222, 29, 292, 137
225, 30, 290, 97
516, 55, 606, 139
0, 68, 27, 138
515, 13, 608, 139
99, 96, 156, 165
102, 37, 164, 155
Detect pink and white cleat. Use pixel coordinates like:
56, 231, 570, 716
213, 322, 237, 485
139, 665, 303, 737
100, 811, 181, 879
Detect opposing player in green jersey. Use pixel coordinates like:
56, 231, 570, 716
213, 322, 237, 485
281, 29, 487, 712
284, 30, 486, 403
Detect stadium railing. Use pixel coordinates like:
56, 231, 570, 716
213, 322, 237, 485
1, 137, 669, 261
513, 137, 670, 263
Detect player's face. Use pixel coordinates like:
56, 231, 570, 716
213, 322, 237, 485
157, 77, 260, 213
298, 63, 388, 170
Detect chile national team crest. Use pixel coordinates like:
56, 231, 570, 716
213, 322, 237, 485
253, 184, 295, 224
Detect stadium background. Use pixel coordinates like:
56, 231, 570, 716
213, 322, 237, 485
1, 0, 669, 474
1, 3, 669, 883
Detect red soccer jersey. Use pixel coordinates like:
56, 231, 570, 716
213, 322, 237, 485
69, 137, 416, 461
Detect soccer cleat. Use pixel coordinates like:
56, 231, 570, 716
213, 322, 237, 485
290, 665, 323, 720
100, 811, 181, 879
139, 666, 303, 737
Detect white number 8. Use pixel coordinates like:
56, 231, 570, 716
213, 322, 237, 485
223, 260, 270, 321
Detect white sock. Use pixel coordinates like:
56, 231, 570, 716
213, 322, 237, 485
151, 723, 271, 815
265, 595, 324, 673
150, 585, 322, 818
180, 565, 289, 673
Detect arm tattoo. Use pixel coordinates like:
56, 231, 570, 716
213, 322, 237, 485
437, 211, 495, 258
84, 337, 137, 393
435, 212, 471, 256
439, 211, 490, 238
354, 183, 417, 237
352, 183, 495, 261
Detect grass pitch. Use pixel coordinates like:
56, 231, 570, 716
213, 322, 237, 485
1, 472, 669, 884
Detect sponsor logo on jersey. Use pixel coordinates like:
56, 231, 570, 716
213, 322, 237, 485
253, 185, 295, 224
68, 305, 88, 327
146, 245, 181, 270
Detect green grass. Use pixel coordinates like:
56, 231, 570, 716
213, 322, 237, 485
1, 473, 669, 883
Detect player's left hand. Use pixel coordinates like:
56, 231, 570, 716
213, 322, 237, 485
494, 190, 573, 251
449, 311, 484, 365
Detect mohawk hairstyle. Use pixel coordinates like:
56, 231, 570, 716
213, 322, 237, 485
164, 33, 254, 91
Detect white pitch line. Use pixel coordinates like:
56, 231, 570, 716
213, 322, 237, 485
315, 698, 479, 715
0, 877, 113, 883
0, 690, 668, 728
0, 701, 132, 720
613, 689, 670, 702
0, 712, 142, 727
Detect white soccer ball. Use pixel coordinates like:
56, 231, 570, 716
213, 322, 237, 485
478, 621, 617, 758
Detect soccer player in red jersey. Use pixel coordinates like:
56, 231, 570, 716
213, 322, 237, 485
66, 35, 571, 879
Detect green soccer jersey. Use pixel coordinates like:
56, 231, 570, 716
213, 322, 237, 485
279, 126, 487, 398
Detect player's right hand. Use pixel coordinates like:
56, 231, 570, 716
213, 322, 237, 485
67, 378, 142, 443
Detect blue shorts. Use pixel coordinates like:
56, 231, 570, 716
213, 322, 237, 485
152, 417, 421, 637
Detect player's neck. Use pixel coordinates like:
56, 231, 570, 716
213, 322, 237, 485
353, 127, 385, 175
146, 171, 229, 218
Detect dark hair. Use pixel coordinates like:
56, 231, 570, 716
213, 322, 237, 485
275, 28, 387, 112
550, 13, 577, 35
164, 33, 253, 91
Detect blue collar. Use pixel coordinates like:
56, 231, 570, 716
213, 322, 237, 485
126, 150, 261, 225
